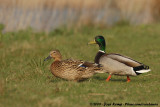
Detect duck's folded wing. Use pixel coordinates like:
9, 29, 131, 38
62, 59, 102, 72
80, 61, 100, 67
106, 53, 143, 67
62, 59, 83, 68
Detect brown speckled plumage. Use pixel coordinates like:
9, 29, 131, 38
45, 50, 102, 81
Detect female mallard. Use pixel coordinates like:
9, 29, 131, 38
88, 35, 151, 82
44, 50, 102, 81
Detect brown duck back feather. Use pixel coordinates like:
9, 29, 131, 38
50, 59, 102, 81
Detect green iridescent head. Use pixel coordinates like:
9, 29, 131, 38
88, 35, 106, 52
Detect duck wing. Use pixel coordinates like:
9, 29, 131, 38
105, 53, 143, 67
64, 59, 99, 68
62, 59, 84, 69
62, 59, 102, 72
61, 59, 102, 80
99, 53, 150, 75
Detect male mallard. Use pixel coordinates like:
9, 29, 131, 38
88, 35, 151, 82
44, 50, 102, 81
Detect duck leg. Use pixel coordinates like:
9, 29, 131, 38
127, 76, 131, 82
106, 74, 111, 82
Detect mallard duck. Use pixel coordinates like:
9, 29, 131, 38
88, 35, 151, 82
44, 50, 102, 81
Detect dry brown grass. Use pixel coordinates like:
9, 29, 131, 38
0, 0, 160, 31
116, 0, 159, 24
0, 80, 4, 95
0, 0, 107, 9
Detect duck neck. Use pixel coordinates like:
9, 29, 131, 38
95, 42, 106, 64
99, 44, 105, 53
95, 50, 106, 64
54, 57, 62, 61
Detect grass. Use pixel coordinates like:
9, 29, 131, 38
0, 24, 160, 107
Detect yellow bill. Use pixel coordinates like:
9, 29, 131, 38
88, 40, 97, 45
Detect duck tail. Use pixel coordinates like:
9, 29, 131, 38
133, 65, 151, 75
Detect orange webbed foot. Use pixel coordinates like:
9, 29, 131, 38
127, 76, 131, 82
106, 75, 111, 82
